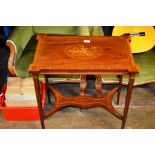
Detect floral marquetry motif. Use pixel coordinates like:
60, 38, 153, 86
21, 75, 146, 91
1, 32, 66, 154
65, 45, 103, 59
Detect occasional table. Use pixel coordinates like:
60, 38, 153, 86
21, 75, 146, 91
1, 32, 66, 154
29, 35, 139, 129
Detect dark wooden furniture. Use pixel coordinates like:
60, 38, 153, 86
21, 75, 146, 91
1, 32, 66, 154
29, 35, 139, 129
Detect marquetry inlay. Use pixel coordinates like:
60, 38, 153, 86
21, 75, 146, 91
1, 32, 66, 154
66, 45, 103, 59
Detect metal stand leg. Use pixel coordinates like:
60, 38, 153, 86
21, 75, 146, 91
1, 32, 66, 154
33, 73, 45, 129
121, 74, 135, 129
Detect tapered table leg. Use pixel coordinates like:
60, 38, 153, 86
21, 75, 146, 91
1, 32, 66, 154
32, 73, 45, 129
121, 74, 135, 129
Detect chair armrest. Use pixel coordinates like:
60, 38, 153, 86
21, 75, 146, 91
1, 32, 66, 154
6, 26, 34, 76
6, 40, 16, 76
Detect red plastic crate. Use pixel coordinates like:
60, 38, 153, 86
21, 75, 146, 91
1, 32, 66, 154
0, 82, 46, 121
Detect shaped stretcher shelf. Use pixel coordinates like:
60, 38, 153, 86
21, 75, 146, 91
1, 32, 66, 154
44, 85, 123, 120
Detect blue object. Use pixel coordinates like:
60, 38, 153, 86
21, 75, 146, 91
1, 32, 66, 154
3, 26, 11, 37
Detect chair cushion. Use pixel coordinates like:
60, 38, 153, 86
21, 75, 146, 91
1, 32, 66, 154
33, 26, 91, 36
133, 46, 155, 84
15, 35, 37, 77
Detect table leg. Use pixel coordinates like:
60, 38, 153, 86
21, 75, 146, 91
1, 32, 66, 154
32, 73, 45, 129
121, 74, 135, 129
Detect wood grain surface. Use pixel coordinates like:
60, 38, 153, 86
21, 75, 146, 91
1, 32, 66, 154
29, 35, 138, 74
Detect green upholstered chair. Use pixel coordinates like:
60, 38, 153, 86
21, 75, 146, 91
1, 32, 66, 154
6, 26, 104, 80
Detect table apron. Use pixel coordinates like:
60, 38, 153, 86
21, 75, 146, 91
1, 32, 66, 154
38, 71, 130, 75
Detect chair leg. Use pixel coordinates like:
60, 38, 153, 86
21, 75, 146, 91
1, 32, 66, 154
116, 75, 123, 105
45, 75, 52, 104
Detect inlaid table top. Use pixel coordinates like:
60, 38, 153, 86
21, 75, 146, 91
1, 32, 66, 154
29, 35, 138, 74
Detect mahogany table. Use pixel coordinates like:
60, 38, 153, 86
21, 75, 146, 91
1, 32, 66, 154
29, 35, 139, 129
